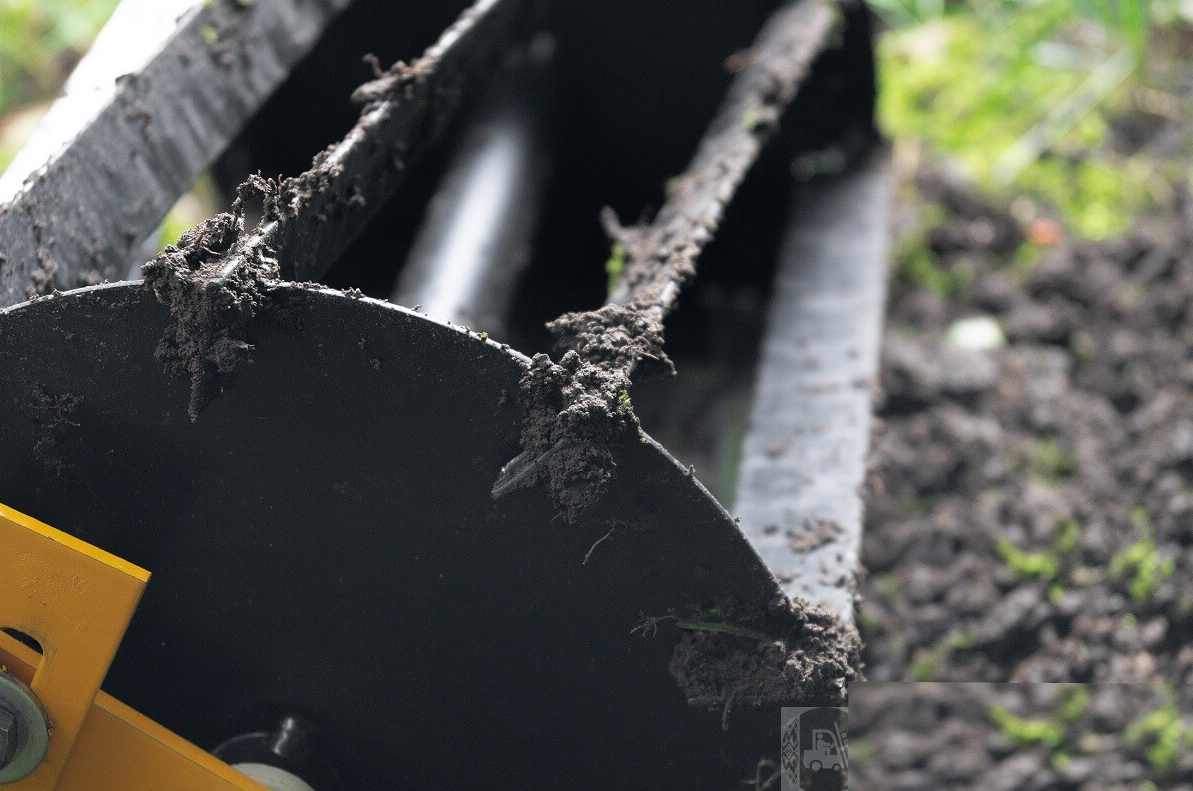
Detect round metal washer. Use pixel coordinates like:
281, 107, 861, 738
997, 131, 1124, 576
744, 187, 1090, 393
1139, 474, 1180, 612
0, 672, 49, 784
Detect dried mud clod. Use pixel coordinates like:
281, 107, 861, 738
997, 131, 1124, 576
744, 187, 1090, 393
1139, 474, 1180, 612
665, 594, 861, 708
518, 350, 640, 522
30, 383, 82, 476
141, 203, 279, 420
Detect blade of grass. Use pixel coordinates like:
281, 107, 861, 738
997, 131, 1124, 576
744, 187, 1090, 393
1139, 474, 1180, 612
992, 46, 1136, 185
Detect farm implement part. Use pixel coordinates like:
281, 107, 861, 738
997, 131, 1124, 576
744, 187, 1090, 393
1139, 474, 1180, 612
0, 0, 886, 788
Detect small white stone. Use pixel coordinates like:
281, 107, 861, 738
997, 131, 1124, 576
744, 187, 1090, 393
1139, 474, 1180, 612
945, 315, 1006, 351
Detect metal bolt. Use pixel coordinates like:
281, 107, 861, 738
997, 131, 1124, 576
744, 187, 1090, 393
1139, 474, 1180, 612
0, 707, 15, 769
0, 671, 49, 784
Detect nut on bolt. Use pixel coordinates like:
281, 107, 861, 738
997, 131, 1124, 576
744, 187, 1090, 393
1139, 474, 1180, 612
0, 671, 50, 784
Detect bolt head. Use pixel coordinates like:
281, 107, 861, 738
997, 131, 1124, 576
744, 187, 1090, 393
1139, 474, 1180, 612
0, 707, 16, 769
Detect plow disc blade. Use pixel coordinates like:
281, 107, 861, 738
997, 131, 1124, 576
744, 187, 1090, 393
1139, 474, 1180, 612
0, 283, 785, 790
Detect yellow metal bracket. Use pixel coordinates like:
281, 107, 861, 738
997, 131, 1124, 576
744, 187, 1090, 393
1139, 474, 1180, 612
0, 503, 264, 791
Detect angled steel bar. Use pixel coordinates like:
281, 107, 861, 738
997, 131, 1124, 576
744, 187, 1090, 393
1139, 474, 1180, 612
0, 0, 351, 308
142, 0, 538, 418
492, 0, 839, 507
733, 149, 891, 625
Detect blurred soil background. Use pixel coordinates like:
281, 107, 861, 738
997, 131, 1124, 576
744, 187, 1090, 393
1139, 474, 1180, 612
859, 0, 1193, 685
850, 682, 1193, 790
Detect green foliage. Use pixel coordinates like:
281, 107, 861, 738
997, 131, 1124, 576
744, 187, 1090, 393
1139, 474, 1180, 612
988, 686, 1089, 754
604, 242, 626, 296
996, 516, 1082, 582
866, 0, 945, 26
1109, 506, 1175, 604
0, 0, 120, 108
1053, 517, 1081, 554
1030, 438, 1078, 481
892, 202, 973, 295
874, 0, 1169, 239
997, 538, 1060, 580
910, 654, 937, 681
909, 628, 976, 680
0, 0, 121, 169
1057, 685, 1090, 722
1124, 686, 1193, 773
893, 235, 957, 295
989, 705, 1065, 747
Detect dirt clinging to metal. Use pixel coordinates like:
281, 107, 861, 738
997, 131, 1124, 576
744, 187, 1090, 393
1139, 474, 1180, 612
29, 383, 82, 476
666, 594, 860, 708
141, 195, 279, 420
509, 0, 838, 520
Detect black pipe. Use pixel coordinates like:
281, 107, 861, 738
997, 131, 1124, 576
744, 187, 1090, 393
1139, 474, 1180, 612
391, 32, 555, 339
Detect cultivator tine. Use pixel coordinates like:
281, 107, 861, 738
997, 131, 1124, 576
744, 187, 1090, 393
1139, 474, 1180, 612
141, 0, 539, 418
256, 0, 539, 285
0, 0, 351, 309
734, 150, 892, 626
492, 0, 839, 503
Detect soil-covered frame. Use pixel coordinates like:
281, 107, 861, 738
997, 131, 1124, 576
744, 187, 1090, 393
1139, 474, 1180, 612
0, 0, 889, 758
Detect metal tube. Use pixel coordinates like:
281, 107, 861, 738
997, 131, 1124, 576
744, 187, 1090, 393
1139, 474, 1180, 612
391, 33, 554, 338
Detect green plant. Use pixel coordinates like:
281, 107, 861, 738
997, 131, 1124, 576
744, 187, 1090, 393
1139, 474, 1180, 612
997, 516, 1082, 583
988, 686, 1087, 752
1030, 438, 1078, 481
1057, 685, 1090, 722
1124, 686, 1193, 773
873, 0, 1172, 239
909, 628, 976, 680
893, 233, 974, 295
1109, 506, 1175, 604
910, 653, 937, 681
0, 0, 122, 169
989, 705, 1065, 747
604, 242, 626, 296
997, 538, 1060, 580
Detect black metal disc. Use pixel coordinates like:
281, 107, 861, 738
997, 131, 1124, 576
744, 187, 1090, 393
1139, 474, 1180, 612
0, 283, 782, 790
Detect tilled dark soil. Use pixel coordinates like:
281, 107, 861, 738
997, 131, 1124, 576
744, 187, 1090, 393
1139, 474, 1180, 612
860, 168, 1193, 683
849, 682, 1193, 790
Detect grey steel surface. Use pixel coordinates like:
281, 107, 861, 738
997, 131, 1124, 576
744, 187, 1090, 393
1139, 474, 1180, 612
0, 283, 786, 790
0, 0, 350, 307
733, 150, 892, 624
